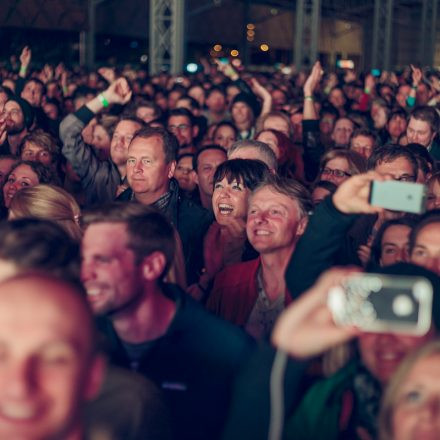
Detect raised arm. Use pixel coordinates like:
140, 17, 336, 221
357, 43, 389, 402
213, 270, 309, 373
302, 61, 323, 120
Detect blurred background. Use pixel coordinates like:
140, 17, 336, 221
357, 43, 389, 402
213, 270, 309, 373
0, 0, 439, 72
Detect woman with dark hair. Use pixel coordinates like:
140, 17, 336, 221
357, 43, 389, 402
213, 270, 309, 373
256, 128, 304, 181
189, 159, 269, 300
367, 217, 417, 270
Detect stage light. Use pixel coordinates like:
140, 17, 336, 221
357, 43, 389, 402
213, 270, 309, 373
186, 63, 198, 73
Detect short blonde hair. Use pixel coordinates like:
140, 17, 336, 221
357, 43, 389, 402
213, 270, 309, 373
379, 339, 440, 440
8, 184, 82, 241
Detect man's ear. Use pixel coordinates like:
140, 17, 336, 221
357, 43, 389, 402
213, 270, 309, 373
168, 160, 176, 179
296, 216, 309, 237
141, 251, 167, 281
84, 355, 106, 401
191, 169, 199, 185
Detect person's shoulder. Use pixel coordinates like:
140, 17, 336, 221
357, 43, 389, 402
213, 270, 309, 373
116, 187, 133, 201
178, 195, 214, 225
165, 283, 255, 352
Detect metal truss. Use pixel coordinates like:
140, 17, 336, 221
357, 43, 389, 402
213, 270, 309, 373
294, 0, 321, 70
371, 0, 393, 70
149, 0, 185, 75
420, 0, 438, 66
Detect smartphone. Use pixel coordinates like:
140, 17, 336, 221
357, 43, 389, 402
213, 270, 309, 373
371, 68, 381, 77
369, 180, 426, 214
328, 273, 433, 335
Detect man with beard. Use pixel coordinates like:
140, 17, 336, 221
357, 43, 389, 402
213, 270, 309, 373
80, 203, 254, 440
0, 96, 34, 155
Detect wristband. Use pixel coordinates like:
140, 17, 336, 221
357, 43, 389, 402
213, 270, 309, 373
304, 95, 314, 101
98, 93, 109, 108
364, 87, 371, 94
19, 66, 27, 75
406, 95, 416, 107
411, 85, 418, 90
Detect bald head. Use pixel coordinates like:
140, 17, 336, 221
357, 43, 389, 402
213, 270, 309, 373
0, 274, 102, 440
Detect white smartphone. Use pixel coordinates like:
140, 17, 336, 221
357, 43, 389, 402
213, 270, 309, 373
369, 180, 426, 214
328, 273, 433, 335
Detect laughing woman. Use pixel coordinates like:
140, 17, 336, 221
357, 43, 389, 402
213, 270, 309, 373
189, 158, 269, 301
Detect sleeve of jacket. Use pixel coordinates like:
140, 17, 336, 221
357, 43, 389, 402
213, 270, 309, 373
302, 119, 325, 182
59, 106, 114, 200
233, 78, 254, 97
285, 196, 358, 299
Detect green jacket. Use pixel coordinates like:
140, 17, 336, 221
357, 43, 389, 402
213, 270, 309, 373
285, 360, 360, 440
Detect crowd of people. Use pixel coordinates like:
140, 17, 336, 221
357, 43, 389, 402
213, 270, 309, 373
1, 44, 440, 439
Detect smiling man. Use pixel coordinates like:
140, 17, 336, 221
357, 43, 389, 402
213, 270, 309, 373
0, 273, 104, 440
80, 203, 253, 440
207, 175, 312, 339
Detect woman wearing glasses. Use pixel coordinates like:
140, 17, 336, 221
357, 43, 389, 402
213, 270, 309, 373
318, 149, 367, 186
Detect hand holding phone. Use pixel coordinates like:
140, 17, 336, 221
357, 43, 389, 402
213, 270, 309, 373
328, 273, 433, 335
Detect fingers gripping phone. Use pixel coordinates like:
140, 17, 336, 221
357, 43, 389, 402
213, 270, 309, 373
328, 274, 433, 335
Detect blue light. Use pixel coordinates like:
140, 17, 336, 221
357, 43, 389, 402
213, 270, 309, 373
186, 63, 198, 73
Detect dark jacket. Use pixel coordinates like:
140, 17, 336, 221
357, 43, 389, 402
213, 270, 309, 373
96, 283, 255, 440
302, 119, 326, 182
59, 106, 122, 206
117, 180, 213, 284
286, 195, 359, 299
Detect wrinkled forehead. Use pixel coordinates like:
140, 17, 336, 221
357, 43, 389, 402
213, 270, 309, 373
250, 185, 300, 211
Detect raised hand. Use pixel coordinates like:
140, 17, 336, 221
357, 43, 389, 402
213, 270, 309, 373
364, 74, 376, 92
410, 64, 423, 87
98, 67, 116, 84
0, 112, 7, 145
103, 77, 132, 105
272, 267, 361, 359
332, 171, 389, 215
303, 61, 323, 96
19, 46, 31, 69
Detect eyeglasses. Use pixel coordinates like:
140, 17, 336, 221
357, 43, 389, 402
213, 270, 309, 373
168, 124, 190, 132
321, 168, 351, 178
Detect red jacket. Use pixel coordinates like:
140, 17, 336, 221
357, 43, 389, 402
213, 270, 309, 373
207, 258, 292, 327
